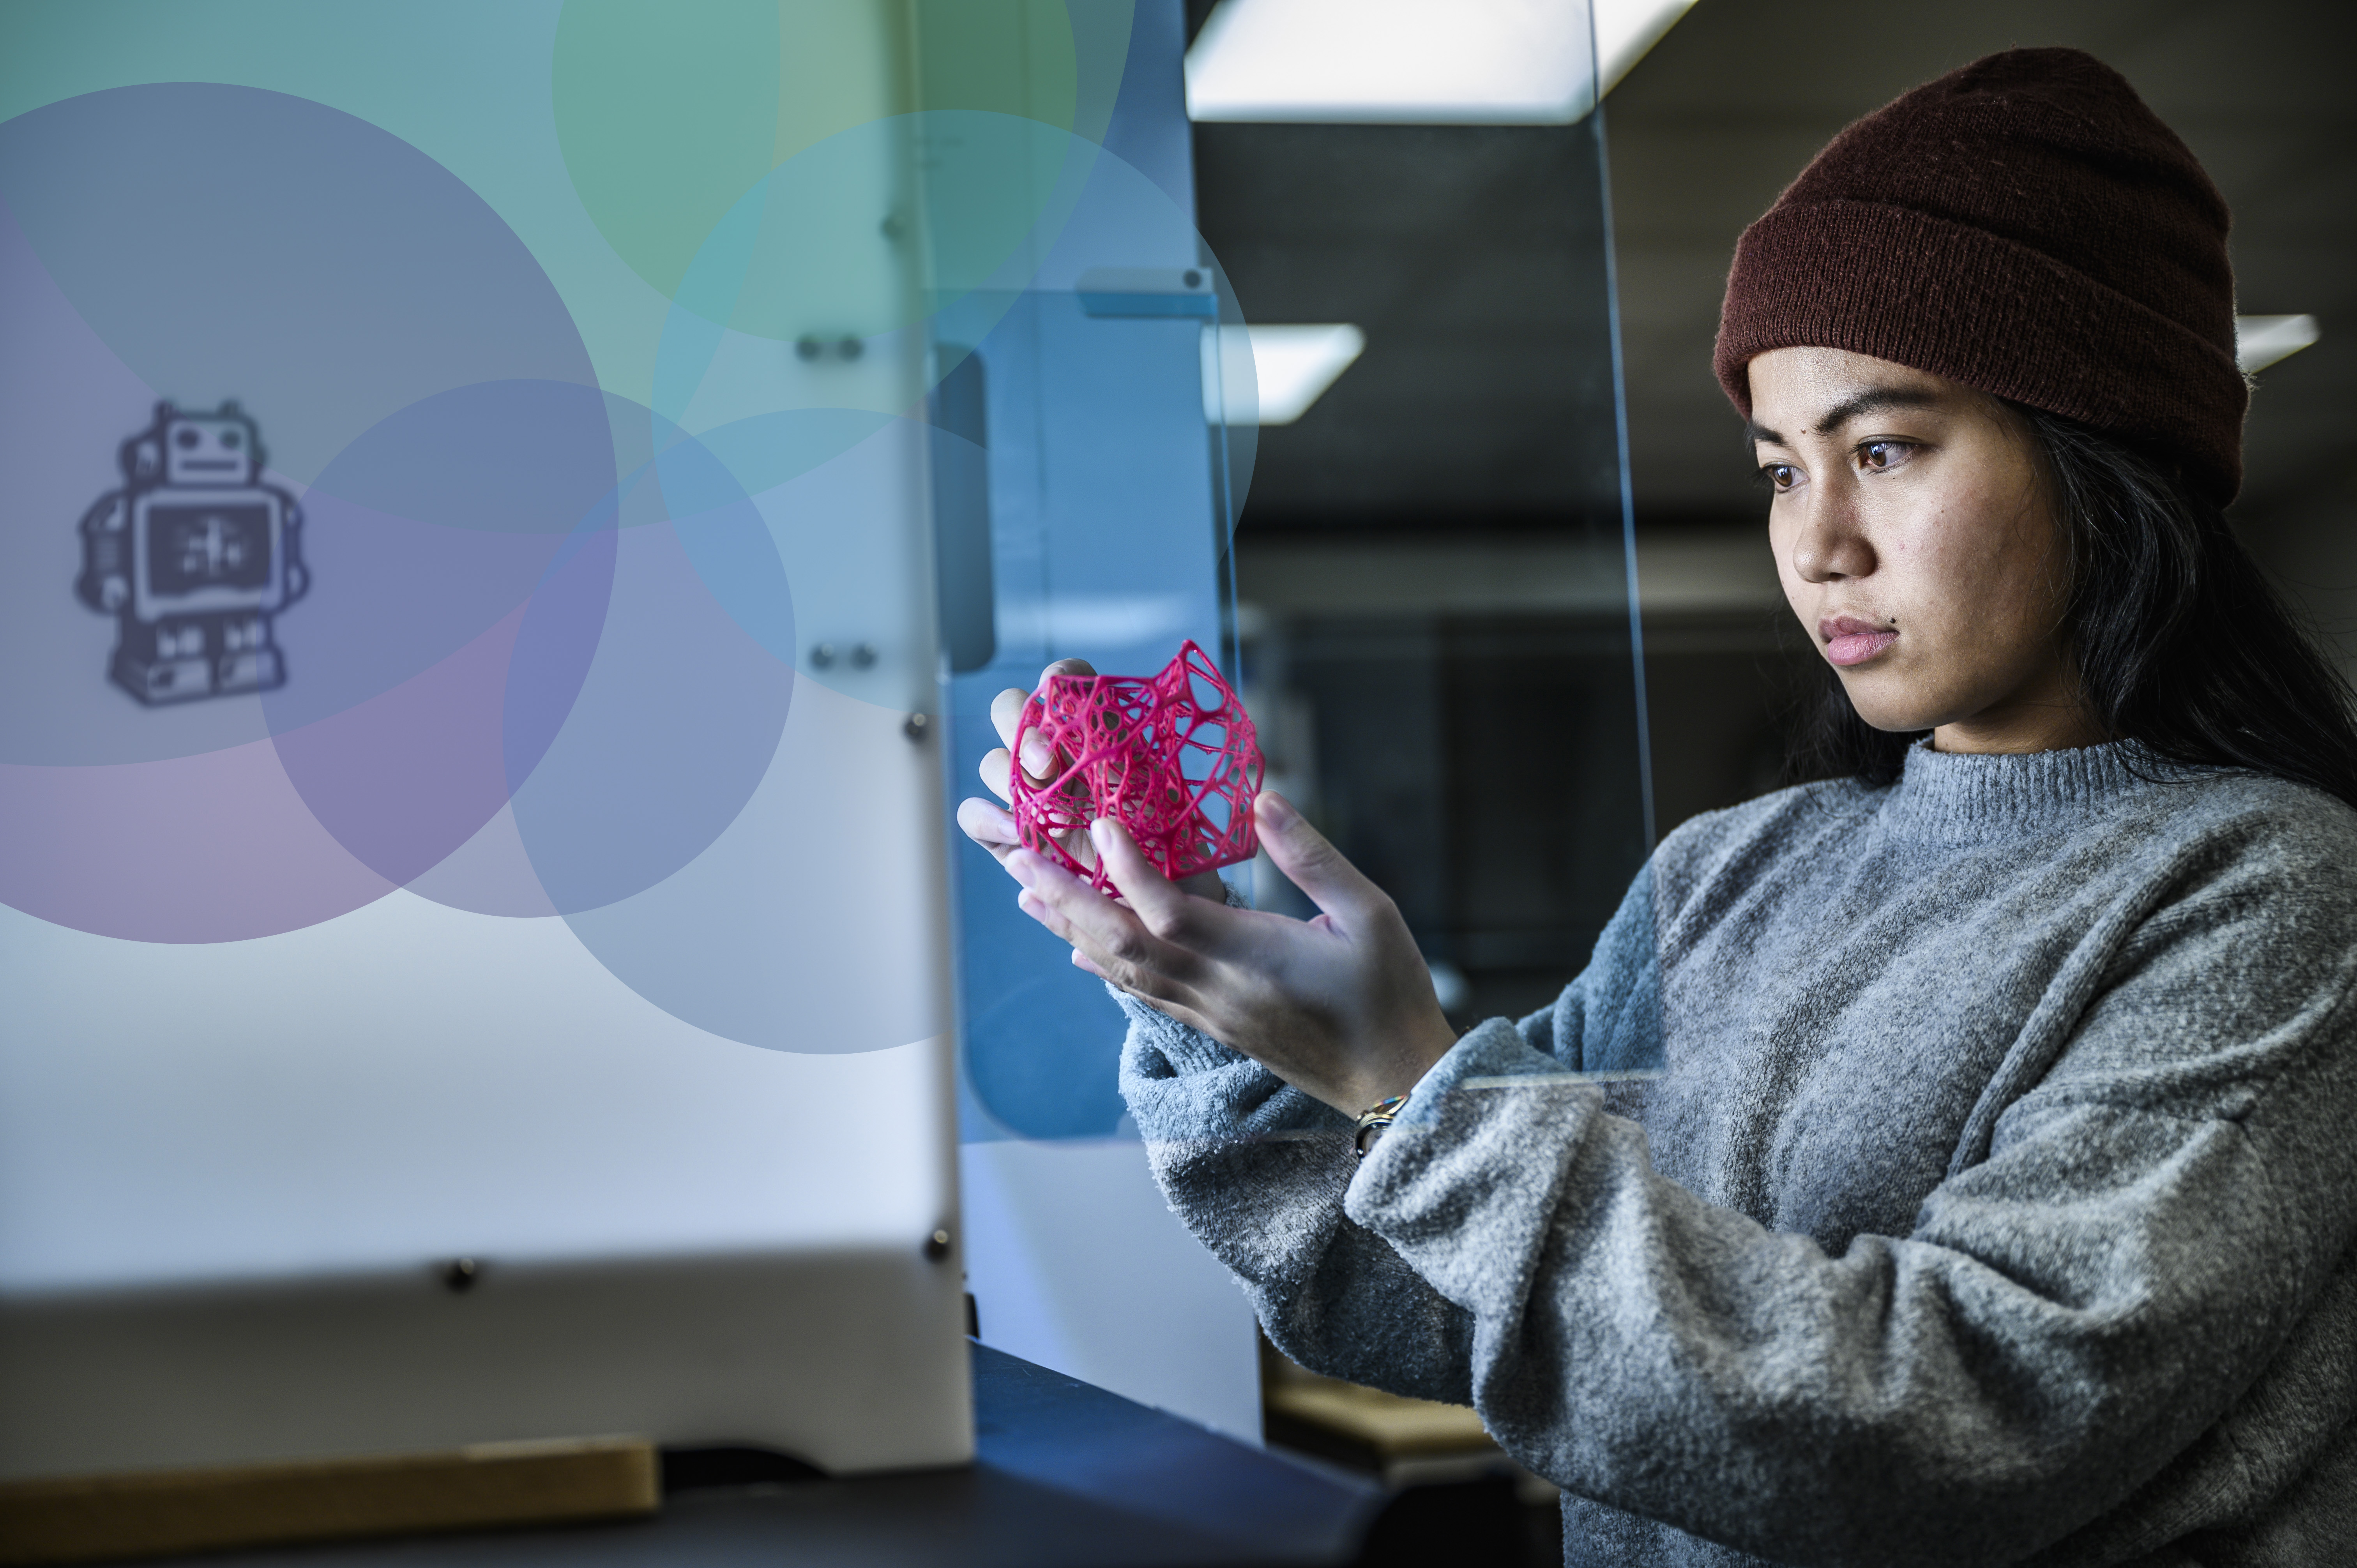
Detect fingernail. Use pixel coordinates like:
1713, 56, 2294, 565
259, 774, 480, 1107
1089, 818, 1113, 848
1257, 791, 1294, 826
1005, 851, 1037, 887
1016, 890, 1044, 920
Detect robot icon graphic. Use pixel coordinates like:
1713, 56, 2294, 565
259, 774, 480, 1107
76, 401, 309, 704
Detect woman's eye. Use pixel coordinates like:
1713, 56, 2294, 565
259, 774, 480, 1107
1858, 440, 1915, 471
1759, 463, 1801, 492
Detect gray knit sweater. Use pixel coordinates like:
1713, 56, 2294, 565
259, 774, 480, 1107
1115, 742, 2357, 1566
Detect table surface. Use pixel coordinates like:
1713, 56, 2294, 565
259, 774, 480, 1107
187, 1344, 1385, 1568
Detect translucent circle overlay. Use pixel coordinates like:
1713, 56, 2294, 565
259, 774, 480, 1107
2, 68, 1254, 1060
0, 85, 798, 950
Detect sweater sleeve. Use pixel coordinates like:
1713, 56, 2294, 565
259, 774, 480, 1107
1343, 840, 2357, 1566
1115, 862, 1666, 1404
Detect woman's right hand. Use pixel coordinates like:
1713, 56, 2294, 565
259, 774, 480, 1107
954, 658, 1228, 903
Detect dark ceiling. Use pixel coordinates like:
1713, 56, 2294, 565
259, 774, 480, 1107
1195, 120, 1623, 528
1187, 0, 2357, 535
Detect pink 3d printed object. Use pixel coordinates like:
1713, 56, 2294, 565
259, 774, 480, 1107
1011, 640, 1264, 893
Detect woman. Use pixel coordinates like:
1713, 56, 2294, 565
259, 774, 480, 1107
958, 49, 2357, 1565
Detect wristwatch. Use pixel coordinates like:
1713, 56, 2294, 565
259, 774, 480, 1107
1353, 1092, 1409, 1158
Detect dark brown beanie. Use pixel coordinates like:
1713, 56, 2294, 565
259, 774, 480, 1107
1714, 48, 2246, 503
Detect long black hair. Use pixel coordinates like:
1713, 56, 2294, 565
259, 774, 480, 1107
1791, 404, 2357, 811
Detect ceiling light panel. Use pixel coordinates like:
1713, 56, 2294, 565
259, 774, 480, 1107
1597, 0, 1701, 95
1186, 0, 1698, 124
1188, 0, 1594, 124
2236, 314, 2320, 374
1202, 324, 1366, 426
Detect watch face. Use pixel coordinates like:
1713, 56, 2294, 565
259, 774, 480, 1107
147, 503, 274, 596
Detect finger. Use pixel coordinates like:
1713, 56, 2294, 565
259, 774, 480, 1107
956, 796, 1021, 865
988, 695, 1069, 784
1254, 792, 1384, 922
1036, 657, 1096, 687
1015, 846, 1197, 994
1024, 660, 1095, 777
979, 747, 1016, 803
1016, 879, 1135, 975
988, 687, 1030, 752
996, 817, 1099, 876
1089, 818, 1202, 941
1020, 729, 1057, 782
1178, 869, 1230, 902
1057, 922, 1193, 1009
1053, 824, 1100, 874
1070, 948, 1219, 1033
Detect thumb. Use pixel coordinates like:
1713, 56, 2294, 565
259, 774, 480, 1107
1089, 817, 1190, 933
1255, 793, 1381, 921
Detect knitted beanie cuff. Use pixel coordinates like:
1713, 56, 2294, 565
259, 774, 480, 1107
1714, 198, 2246, 503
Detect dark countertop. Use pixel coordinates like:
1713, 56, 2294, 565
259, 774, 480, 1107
187, 1344, 1383, 1568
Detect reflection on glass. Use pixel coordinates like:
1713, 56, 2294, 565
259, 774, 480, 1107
1206, 109, 1650, 1027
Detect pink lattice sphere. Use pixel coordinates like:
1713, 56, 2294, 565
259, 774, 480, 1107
1011, 640, 1264, 893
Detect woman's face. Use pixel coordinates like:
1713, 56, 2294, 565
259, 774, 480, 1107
1748, 346, 2097, 754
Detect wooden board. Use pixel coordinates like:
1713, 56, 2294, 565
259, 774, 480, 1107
0, 1437, 658, 1565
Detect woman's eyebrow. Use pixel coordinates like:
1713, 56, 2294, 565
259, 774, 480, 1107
1809, 385, 1941, 435
1745, 386, 1941, 451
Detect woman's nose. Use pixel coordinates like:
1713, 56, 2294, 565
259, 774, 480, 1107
1788, 491, 1876, 584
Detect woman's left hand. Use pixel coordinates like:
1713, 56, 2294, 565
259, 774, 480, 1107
956, 659, 1229, 903
1004, 790, 1459, 1116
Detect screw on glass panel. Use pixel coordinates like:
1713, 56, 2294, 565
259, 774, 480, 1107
442, 1258, 480, 1293
795, 337, 823, 362
903, 712, 930, 743
850, 643, 877, 669
811, 643, 836, 669
837, 336, 864, 362
1183, 268, 1203, 289
924, 1229, 952, 1261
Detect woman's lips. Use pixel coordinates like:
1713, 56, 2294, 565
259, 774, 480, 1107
1821, 616, 1898, 667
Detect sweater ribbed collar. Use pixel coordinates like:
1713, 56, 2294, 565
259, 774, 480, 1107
1877, 738, 2191, 839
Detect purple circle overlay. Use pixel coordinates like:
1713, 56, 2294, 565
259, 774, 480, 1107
264, 379, 622, 893
0, 85, 800, 941
0, 83, 602, 939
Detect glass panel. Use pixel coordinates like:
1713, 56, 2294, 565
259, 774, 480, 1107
942, 2, 1649, 1131
922, 6, 1269, 1447
1199, 42, 1651, 1029
927, 22, 1256, 1142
